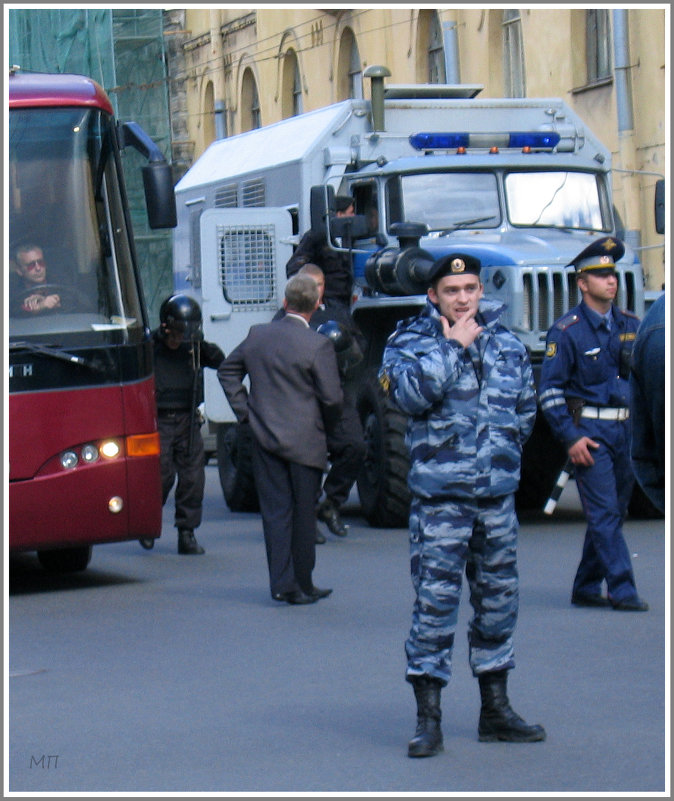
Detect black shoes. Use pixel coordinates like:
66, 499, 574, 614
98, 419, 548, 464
610, 596, 649, 612
271, 587, 333, 605
571, 592, 610, 607
315, 528, 327, 545
572, 592, 649, 611
178, 529, 205, 555
317, 499, 348, 537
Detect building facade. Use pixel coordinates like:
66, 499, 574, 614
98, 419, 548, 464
166, 7, 666, 290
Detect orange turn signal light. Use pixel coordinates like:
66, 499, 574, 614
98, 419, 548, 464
126, 432, 161, 457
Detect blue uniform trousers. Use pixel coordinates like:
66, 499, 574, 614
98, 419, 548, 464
406, 494, 519, 686
572, 418, 637, 602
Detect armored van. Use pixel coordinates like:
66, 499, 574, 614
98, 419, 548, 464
173, 68, 646, 525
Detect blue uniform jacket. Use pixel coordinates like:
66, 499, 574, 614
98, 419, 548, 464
539, 301, 640, 447
380, 297, 536, 501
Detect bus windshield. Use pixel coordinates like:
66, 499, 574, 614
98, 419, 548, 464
8, 107, 144, 343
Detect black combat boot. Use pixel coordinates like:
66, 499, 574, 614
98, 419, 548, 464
408, 676, 444, 758
477, 670, 546, 742
178, 528, 205, 555
316, 498, 348, 537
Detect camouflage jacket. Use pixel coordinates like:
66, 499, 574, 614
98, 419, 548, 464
380, 297, 536, 501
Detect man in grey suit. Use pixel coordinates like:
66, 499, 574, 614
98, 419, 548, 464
218, 275, 343, 605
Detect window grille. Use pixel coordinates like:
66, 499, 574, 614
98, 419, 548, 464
216, 223, 276, 309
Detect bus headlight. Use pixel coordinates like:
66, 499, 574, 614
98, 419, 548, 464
100, 440, 121, 459
81, 444, 99, 463
60, 451, 79, 470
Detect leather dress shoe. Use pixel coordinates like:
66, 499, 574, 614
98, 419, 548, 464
610, 596, 649, 612
317, 499, 348, 537
571, 592, 610, 607
310, 586, 333, 600
271, 590, 318, 605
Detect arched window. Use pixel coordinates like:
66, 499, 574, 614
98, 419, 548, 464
502, 9, 526, 97
416, 10, 446, 84
428, 11, 446, 84
241, 67, 260, 132
336, 27, 362, 101
281, 48, 302, 119
202, 80, 215, 146
586, 9, 612, 83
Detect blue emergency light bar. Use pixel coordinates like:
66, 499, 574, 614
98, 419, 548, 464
409, 131, 561, 151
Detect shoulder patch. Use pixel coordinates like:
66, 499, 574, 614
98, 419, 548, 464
555, 314, 579, 331
545, 342, 558, 358
620, 308, 640, 320
379, 370, 391, 395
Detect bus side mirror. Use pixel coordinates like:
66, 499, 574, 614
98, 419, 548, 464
654, 178, 665, 234
143, 162, 177, 229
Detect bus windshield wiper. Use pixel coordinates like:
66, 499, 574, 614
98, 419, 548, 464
9, 341, 99, 371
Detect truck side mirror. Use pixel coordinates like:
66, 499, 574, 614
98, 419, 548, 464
329, 214, 372, 246
310, 185, 335, 239
654, 178, 665, 234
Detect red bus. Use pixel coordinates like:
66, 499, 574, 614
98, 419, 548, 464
8, 69, 176, 571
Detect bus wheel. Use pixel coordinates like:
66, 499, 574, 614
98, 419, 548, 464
37, 546, 92, 573
356, 370, 411, 528
216, 423, 259, 513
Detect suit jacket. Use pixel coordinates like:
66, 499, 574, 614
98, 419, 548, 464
218, 314, 343, 470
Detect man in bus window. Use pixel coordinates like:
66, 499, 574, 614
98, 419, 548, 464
10, 243, 62, 315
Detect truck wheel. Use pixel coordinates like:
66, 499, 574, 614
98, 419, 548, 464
515, 416, 567, 511
216, 423, 259, 512
628, 482, 664, 519
37, 546, 92, 573
356, 371, 411, 528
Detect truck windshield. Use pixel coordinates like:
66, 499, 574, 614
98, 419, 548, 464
8, 107, 144, 343
399, 172, 501, 233
505, 171, 607, 230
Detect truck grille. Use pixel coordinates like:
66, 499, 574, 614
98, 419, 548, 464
521, 265, 638, 335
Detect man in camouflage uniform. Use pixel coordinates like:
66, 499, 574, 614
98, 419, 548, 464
381, 253, 545, 758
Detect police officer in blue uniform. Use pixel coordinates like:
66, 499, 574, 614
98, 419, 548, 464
539, 237, 648, 611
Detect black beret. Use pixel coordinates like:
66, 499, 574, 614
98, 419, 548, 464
428, 252, 482, 283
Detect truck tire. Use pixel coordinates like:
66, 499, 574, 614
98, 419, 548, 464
37, 546, 92, 573
356, 371, 411, 528
628, 481, 664, 519
515, 416, 567, 511
216, 423, 259, 513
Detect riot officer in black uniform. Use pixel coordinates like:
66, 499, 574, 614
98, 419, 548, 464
147, 294, 225, 555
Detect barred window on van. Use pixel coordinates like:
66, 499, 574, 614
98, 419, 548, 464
216, 224, 276, 309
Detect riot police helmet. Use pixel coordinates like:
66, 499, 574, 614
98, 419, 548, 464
159, 294, 203, 341
316, 319, 351, 352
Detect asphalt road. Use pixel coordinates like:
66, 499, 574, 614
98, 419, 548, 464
8, 466, 667, 794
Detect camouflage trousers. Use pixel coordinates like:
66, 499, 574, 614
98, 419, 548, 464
406, 494, 519, 686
